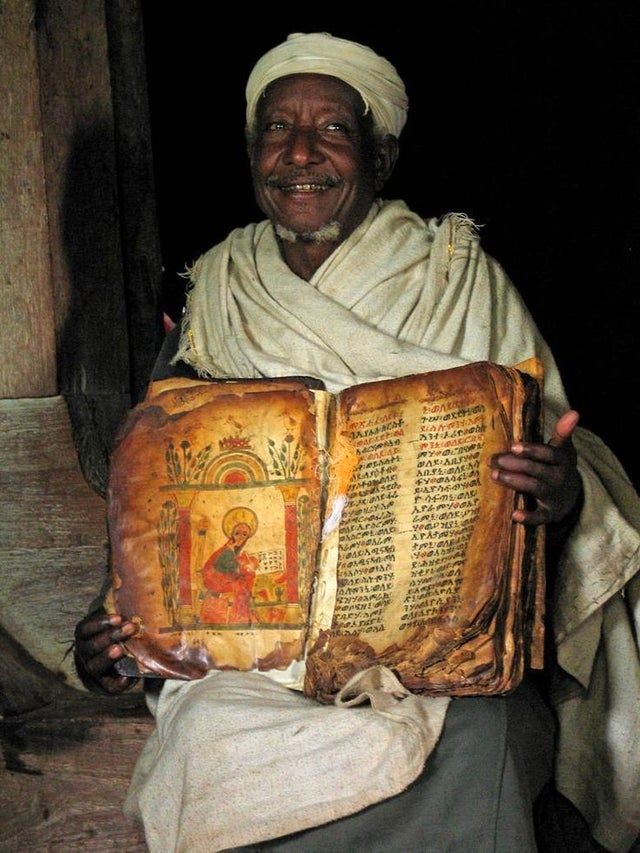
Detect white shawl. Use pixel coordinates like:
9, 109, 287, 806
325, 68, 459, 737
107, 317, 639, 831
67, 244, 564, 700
164, 199, 640, 851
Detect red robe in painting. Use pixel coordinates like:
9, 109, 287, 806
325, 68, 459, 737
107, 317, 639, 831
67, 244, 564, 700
200, 542, 258, 625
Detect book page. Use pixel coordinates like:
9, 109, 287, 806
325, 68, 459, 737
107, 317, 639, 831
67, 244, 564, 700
306, 362, 541, 698
107, 378, 325, 679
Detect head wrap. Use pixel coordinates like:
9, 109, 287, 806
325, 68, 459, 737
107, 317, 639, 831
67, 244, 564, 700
246, 32, 408, 139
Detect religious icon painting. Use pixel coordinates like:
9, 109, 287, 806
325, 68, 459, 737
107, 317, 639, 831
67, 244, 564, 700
107, 378, 323, 676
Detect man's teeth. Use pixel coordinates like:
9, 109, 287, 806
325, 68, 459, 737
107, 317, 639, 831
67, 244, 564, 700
280, 183, 329, 192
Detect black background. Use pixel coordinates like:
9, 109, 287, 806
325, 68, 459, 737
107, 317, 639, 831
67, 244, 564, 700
141, 3, 639, 486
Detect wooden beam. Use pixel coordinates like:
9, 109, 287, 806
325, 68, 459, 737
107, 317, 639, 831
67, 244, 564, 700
0, 0, 57, 398
0, 693, 150, 849
0, 397, 109, 704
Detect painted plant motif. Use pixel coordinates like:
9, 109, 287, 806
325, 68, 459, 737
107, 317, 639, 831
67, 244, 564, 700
157, 499, 179, 624
267, 432, 303, 479
165, 440, 214, 485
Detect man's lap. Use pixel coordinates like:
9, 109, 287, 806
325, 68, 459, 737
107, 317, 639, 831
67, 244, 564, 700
235, 680, 554, 853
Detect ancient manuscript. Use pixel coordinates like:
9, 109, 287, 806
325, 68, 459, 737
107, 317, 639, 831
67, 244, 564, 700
106, 361, 544, 698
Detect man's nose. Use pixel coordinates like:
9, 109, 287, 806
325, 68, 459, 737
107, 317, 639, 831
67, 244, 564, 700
284, 127, 323, 166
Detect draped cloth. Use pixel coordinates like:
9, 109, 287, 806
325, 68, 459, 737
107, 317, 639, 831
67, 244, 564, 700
128, 200, 639, 851
125, 668, 450, 852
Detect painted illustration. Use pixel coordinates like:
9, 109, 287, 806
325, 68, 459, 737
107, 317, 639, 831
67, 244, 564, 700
200, 508, 260, 625
153, 403, 315, 632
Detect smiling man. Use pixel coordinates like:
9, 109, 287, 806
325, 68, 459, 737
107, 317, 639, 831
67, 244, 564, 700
248, 72, 397, 280
75, 32, 640, 853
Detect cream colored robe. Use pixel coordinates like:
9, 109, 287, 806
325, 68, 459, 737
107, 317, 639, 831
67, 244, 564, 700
129, 200, 639, 851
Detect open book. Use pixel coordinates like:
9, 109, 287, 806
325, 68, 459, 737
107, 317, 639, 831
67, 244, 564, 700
106, 360, 545, 700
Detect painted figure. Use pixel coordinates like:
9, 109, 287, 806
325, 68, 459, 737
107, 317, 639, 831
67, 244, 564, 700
200, 508, 259, 625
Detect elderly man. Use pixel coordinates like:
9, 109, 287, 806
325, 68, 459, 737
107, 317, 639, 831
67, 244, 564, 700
75, 33, 640, 852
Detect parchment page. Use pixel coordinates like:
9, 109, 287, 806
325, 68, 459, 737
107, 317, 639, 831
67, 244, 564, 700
107, 378, 324, 679
306, 362, 539, 698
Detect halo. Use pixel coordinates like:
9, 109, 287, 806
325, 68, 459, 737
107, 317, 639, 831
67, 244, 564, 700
222, 507, 258, 539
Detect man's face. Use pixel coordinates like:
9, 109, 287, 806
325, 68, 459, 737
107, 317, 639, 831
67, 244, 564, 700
231, 523, 251, 547
249, 74, 379, 242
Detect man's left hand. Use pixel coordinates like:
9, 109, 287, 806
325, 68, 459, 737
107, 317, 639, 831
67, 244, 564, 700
490, 410, 582, 526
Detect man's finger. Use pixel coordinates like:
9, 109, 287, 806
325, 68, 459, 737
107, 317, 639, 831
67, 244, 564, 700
549, 410, 580, 449
492, 469, 557, 500
491, 454, 564, 486
82, 644, 126, 678
75, 613, 122, 640
512, 506, 550, 525
101, 674, 136, 694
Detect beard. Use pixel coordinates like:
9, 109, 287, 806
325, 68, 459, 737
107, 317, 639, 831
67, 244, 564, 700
274, 220, 342, 245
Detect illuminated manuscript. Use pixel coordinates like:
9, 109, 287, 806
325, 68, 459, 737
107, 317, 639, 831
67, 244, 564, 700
106, 361, 544, 699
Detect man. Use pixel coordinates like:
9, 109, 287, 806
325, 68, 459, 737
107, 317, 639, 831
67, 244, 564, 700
75, 33, 640, 852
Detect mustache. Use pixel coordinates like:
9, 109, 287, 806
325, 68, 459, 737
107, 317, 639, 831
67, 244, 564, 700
265, 172, 342, 189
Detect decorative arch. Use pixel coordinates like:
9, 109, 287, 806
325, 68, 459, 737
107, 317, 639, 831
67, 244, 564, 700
204, 450, 269, 486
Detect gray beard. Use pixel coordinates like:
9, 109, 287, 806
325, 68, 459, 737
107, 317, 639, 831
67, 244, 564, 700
275, 220, 342, 245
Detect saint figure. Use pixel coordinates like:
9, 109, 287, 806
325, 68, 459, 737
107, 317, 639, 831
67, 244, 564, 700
200, 507, 259, 625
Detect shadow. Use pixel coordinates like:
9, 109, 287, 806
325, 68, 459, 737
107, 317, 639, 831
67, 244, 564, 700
57, 120, 132, 496
0, 686, 150, 775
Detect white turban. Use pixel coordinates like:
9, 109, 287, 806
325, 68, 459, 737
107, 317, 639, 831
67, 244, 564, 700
246, 32, 408, 139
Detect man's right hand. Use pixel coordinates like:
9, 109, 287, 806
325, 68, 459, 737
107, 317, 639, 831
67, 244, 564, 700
74, 611, 139, 694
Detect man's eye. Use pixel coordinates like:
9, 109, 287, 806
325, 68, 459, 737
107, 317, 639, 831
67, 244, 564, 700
324, 122, 350, 134
265, 121, 288, 132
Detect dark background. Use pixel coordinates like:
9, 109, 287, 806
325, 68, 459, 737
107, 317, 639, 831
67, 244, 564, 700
140, 3, 639, 486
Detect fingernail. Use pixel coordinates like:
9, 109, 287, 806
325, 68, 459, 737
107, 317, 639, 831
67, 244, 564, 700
491, 470, 500, 481
512, 510, 525, 523
108, 645, 123, 659
108, 615, 122, 625
511, 444, 523, 454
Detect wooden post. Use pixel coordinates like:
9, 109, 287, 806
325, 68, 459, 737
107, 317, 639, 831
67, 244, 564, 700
0, 0, 57, 398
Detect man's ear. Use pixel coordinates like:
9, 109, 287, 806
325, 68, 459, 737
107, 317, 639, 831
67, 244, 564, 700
245, 125, 255, 162
374, 135, 399, 191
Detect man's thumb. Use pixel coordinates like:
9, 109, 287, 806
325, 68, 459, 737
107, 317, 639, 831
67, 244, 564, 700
549, 410, 580, 448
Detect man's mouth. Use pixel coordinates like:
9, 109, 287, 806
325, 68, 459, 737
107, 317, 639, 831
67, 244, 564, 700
280, 184, 329, 193
266, 174, 342, 193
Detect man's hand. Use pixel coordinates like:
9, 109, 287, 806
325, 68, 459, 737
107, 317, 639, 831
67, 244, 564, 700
490, 410, 582, 526
74, 611, 138, 694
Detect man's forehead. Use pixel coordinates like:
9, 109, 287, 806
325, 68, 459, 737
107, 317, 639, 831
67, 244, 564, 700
258, 73, 366, 117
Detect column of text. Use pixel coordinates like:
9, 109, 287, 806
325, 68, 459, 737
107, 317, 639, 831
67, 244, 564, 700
333, 411, 403, 634
400, 400, 484, 630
